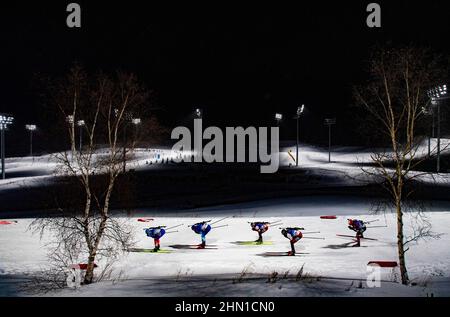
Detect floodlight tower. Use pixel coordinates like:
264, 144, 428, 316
131, 118, 141, 126
25, 124, 37, 157
275, 113, 283, 126
427, 84, 448, 173
77, 120, 85, 152
122, 116, 141, 173
294, 105, 305, 166
421, 105, 435, 158
195, 108, 203, 119
0, 113, 14, 179
131, 118, 141, 142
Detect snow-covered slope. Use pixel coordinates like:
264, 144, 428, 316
1, 198, 450, 296
2, 140, 450, 191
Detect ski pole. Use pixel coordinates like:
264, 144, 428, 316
211, 216, 230, 225
279, 227, 305, 230
166, 224, 184, 230
165, 230, 179, 234
302, 236, 325, 240
143, 227, 165, 231
247, 220, 281, 224
366, 225, 387, 228
187, 220, 212, 227
302, 231, 321, 234
269, 221, 283, 226
365, 219, 379, 224
211, 224, 229, 229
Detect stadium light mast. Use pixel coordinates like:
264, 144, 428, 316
275, 113, 283, 126
0, 113, 14, 179
25, 124, 37, 157
77, 120, 85, 152
427, 84, 448, 173
294, 105, 305, 166
122, 116, 141, 173
131, 118, 141, 126
195, 108, 203, 119
131, 118, 141, 141
421, 105, 435, 158
324, 118, 336, 163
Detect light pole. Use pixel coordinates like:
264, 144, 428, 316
77, 120, 85, 152
0, 113, 14, 179
131, 118, 141, 141
294, 105, 305, 166
195, 108, 203, 119
122, 116, 141, 173
25, 124, 37, 157
427, 84, 448, 173
324, 118, 336, 163
275, 113, 283, 126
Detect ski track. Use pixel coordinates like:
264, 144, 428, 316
1, 206, 450, 296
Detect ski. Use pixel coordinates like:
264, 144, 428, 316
169, 244, 218, 250
127, 248, 172, 253
336, 234, 378, 241
233, 241, 274, 246
258, 252, 309, 257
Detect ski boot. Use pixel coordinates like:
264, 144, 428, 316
255, 237, 263, 244
287, 251, 296, 256
197, 242, 206, 249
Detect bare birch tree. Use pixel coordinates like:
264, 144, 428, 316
354, 46, 446, 285
32, 66, 154, 285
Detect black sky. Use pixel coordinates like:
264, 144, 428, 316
1, 1, 450, 154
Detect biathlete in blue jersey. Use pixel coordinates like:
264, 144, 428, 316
191, 221, 212, 249
145, 226, 166, 252
250, 222, 270, 243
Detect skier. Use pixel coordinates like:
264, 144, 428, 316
191, 221, 212, 249
281, 227, 304, 256
250, 222, 270, 243
347, 219, 367, 247
145, 226, 166, 252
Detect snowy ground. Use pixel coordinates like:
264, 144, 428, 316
1, 139, 450, 192
1, 198, 450, 297
1, 143, 449, 296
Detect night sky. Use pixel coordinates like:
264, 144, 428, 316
1, 1, 450, 154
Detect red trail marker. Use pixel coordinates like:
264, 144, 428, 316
367, 261, 398, 268
137, 218, 154, 223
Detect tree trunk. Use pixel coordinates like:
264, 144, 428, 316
396, 201, 409, 285
83, 253, 97, 284
83, 215, 109, 284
